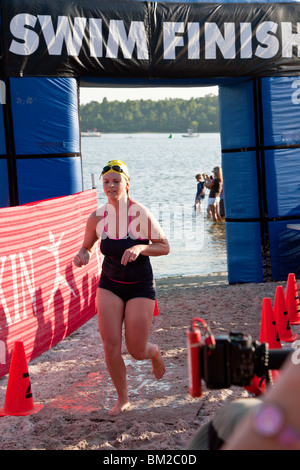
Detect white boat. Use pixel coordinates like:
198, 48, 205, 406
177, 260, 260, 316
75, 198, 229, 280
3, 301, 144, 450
81, 130, 101, 137
182, 128, 199, 138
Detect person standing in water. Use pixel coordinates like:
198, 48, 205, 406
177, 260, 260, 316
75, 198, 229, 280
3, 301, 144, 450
73, 160, 169, 416
194, 174, 205, 211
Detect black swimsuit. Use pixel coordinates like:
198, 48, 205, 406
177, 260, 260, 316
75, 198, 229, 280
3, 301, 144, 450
98, 206, 156, 302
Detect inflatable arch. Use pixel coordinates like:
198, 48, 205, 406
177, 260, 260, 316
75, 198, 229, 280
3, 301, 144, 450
1, 0, 300, 286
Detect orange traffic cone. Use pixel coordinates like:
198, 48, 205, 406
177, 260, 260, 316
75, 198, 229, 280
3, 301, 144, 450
0, 341, 43, 416
244, 374, 266, 396
153, 298, 159, 317
258, 298, 282, 390
274, 285, 298, 342
285, 273, 300, 325
260, 298, 281, 349
244, 370, 281, 396
247, 298, 282, 397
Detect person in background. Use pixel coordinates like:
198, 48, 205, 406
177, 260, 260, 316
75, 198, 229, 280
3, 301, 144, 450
194, 174, 205, 211
73, 159, 169, 416
204, 167, 223, 222
219, 187, 225, 218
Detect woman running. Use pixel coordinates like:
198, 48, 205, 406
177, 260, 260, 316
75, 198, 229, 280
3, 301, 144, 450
73, 160, 169, 416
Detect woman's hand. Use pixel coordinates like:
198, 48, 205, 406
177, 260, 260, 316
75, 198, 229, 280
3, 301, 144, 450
73, 247, 91, 267
121, 245, 143, 266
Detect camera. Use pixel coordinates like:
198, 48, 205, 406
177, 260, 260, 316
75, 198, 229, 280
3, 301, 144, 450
187, 318, 294, 395
201, 331, 292, 389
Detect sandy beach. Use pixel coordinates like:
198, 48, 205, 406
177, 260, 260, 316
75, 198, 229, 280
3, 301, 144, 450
0, 272, 298, 451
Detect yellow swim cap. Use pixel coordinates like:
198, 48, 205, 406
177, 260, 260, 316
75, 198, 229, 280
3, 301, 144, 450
101, 160, 130, 182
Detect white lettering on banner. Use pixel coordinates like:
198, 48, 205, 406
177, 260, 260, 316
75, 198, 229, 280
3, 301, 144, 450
164, 21, 283, 60
0, 80, 6, 105
9, 254, 20, 324
255, 22, 279, 59
291, 340, 300, 364
0, 340, 5, 364
205, 22, 236, 59
0, 232, 86, 328
39, 232, 76, 311
19, 250, 36, 319
38, 15, 87, 56
282, 22, 300, 58
8, 13, 300, 61
240, 23, 252, 59
0, 250, 36, 327
163, 22, 184, 60
9, 13, 40, 55
106, 20, 148, 59
9, 14, 149, 59
292, 79, 300, 104
0, 256, 12, 327
89, 18, 103, 57
187, 22, 200, 59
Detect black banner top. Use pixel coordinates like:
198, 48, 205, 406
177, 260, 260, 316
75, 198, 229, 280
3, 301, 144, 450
1, 0, 300, 79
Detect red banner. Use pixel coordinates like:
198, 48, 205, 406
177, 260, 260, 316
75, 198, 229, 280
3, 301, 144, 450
0, 190, 101, 378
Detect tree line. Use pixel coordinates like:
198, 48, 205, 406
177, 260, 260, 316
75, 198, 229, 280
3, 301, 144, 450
80, 94, 219, 133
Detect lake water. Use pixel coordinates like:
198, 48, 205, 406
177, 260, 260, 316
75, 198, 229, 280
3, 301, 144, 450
81, 133, 227, 279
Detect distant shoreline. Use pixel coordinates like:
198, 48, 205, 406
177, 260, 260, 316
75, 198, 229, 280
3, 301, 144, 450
95, 131, 220, 135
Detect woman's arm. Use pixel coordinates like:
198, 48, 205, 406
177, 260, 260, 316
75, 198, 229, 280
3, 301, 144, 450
121, 203, 170, 265
203, 173, 213, 189
121, 238, 169, 266
73, 211, 100, 267
138, 237, 170, 257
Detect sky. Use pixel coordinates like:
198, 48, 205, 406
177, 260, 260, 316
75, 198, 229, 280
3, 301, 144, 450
79, 85, 218, 104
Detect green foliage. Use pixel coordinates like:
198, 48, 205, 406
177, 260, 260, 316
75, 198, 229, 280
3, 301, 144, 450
80, 94, 219, 133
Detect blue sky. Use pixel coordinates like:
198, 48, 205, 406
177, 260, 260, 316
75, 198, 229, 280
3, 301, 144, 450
80, 85, 218, 103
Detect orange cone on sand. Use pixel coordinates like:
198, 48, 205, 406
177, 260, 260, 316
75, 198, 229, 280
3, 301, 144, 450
0, 341, 43, 416
274, 285, 298, 342
244, 298, 281, 396
153, 298, 159, 317
260, 297, 281, 349
244, 374, 267, 396
285, 273, 300, 325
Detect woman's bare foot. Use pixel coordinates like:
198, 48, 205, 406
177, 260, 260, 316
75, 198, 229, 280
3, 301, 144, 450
108, 399, 131, 416
151, 347, 166, 380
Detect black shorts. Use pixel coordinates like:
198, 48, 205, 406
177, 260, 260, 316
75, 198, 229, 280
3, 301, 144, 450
98, 273, 156, 303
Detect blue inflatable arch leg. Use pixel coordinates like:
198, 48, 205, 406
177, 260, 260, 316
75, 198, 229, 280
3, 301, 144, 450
0, 77, 83, 207
220, 77, 300, 283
